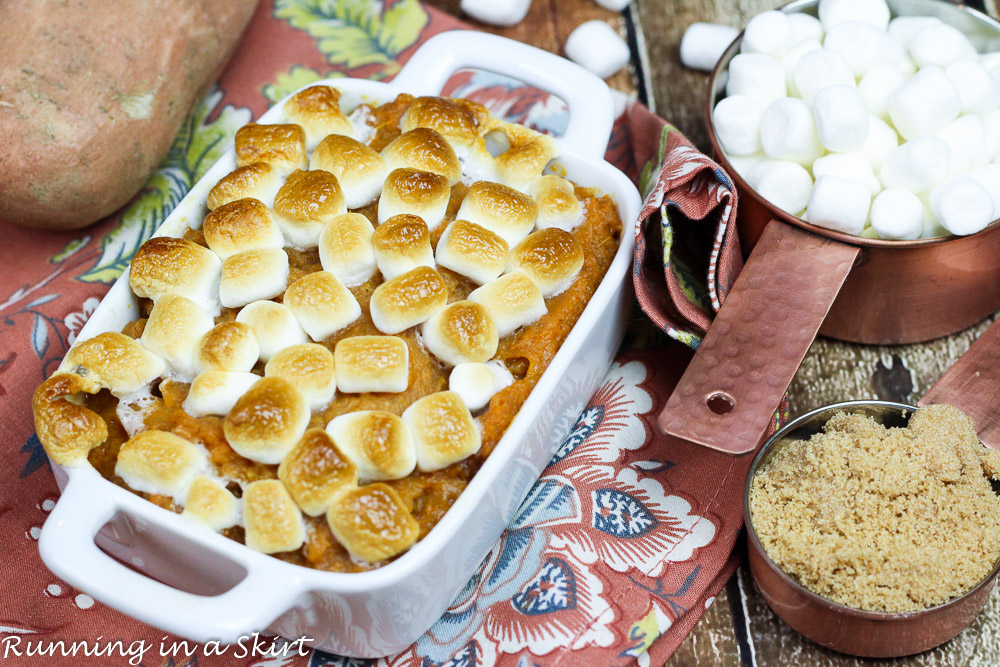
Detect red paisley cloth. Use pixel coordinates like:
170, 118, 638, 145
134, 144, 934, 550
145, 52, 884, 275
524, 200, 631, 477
0, 2, 760, 665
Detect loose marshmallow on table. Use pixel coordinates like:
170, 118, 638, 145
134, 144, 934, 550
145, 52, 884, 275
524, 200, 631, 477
879, 137, 951, 193
741, 11, 791, 58
930, 177, 996, 236
460, 0, 530, 27
813, 152, 881, 196
945, 60, 1000, 114
595, 0, 633, 10
727, 53, 787, 106
760, 97, 824, 165
793, 49, 855, 104
870, 189, 923, 240
823, 21, 903, 77
680, 23, 739, 72
749, 160, 813, 214
909, 23, 978, 69
565, 20, 630, 79
936, 115, 989, 176
862, 115, 899, 170
858, 66, 904, 120
807, 175, 872, 235
818, 0, 889, 31
813, 85, 870, 152
886, 66, 961, 141
712, 95, 762, 155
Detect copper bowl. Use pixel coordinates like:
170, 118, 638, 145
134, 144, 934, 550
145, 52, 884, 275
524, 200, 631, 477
743, 400, 1000, 658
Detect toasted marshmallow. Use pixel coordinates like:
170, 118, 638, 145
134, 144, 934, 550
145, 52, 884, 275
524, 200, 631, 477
326, 411, 416, 481
219, 248, 289, 308
494, 130, 558, 191
235, 123, 307, 173
195, 322, 259, 373
235, 301, 308, 362
207, 163, 284, 211
182, 371, 260, 417
140, 295, 215, 378
531, 175, 583, 231
311, 135, 388, 208
203, 198, 284, 260
318, 213, 377, 286
283, 271, 362, 342
181, 475, 240, 530
129, 237, 221, 308
369, 266, 448, 334
401, 97, 482, 151
449, 360, 515, 411
403, 391, 482, 472
456, 181, 538, 245
265, 343, 337, 410
278, 428, 358, 516
334, 335, 409, 394
59, 332, 166, 397
422, 301, 499, 366
469, 270, 547, 337
283, 85, 354, 150
381, 128, 462, 185
377, 168, 451, 230
273, 170, 347, 248
435, 219, 508, 284
115, 430, 207, 501
243, 479, 305, 554
224, 376, 310, 464
326, 483, 418, 562
507, 228, 584, 296
372, 214, 435, 280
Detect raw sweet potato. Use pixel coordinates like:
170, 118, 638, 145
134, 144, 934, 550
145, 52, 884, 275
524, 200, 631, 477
0, 0, 258, 230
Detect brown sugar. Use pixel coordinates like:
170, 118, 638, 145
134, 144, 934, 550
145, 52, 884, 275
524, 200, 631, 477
749, 404, 1000, 613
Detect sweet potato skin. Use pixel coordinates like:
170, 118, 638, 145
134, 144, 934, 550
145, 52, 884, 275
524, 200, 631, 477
0, 0, 258, 230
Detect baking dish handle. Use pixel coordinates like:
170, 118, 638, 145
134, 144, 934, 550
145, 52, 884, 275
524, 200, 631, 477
392, 30, 616, 161
39, 473, 301, 645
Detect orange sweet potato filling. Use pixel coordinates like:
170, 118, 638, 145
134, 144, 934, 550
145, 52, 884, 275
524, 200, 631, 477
83, 95, 623, 572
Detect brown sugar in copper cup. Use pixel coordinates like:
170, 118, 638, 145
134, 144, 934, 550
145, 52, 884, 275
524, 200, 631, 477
743, 401, 1000, 658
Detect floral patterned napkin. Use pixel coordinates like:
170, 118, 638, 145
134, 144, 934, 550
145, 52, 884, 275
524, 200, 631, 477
0, 2, 763, 665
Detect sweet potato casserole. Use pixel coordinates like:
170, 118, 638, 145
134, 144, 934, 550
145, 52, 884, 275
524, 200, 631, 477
33, 87, 623, 572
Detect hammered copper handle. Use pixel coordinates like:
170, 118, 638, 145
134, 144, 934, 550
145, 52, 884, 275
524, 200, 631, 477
919, 319, 1000, 449
658, 220, 861, 455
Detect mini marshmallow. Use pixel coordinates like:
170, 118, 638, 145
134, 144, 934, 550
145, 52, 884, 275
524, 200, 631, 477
818, 0, 889, 31
319, 213, 377, 287
812, 152, 881, 196
813, 85, 870, 153
886, 66, 961, 141
930, 177, 996, 236
936, 114, 989, 176
806, 175, 871, 235
460, 0, 530, 27
265, 343, 337, 411
793, 49, 855, 104
140, 295, 214, 379
879, 137, 951, 193
887, 16, 942, 48
741, 11, 791, 58
183, 371, 260, 418
235, 301, 308, 362
372, 214, 435, 281
909, 23, 978, 69
712, 95, 762, 156
823, 21, 903, 77
595, 0, 632, 9
920, 191, 949, 239
967, 164, 1000, 215
760, 97, 825, 166
219, 248, 289, 309
788, 12, 824, 45
283, 271, 362, 342
861, 115, 899, 170
727, 53, 787, 107
680, 23, 739, 72
985, 109, 1000, 160
724, 153, 767, 182
564, 20, 631, 80
945, 60, 1000, 115
449, 361, 515, 412
750, 160, 813, 214
326, 411, 416, 481
779, 39, 821, 96
858, 66, 904, 120
981, 52, 1000, 80
870, 189, 923, 240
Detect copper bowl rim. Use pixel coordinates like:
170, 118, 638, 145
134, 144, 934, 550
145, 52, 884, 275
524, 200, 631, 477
742, 399, 1000, 621
704, 0, 1000, 250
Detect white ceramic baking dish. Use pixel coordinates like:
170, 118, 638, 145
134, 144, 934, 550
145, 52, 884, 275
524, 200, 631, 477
37, 31, 641, 658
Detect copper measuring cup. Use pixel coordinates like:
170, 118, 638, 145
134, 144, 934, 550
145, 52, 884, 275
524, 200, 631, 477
659, 0, 1000, 455
744, 400, 1000, 658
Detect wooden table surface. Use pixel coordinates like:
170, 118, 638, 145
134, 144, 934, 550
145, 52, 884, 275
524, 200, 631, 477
426, 1, 1000, 664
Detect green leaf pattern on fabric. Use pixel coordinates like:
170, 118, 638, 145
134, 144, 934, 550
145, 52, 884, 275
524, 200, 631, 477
263, 65, 343, 103
77, 88, 251, 284
274, 0, 428, 73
